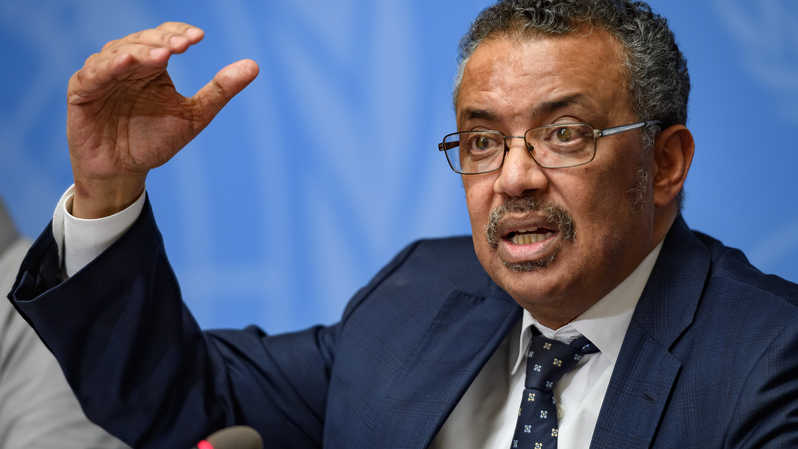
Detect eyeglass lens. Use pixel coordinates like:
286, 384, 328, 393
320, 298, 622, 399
442, 123, 595, 174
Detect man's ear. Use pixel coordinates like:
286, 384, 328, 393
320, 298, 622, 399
652, 124, 694, 207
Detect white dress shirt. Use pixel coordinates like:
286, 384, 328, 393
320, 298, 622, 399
54, 185, 662, 449
54, 186, 146, 277
431, 240, 662, 449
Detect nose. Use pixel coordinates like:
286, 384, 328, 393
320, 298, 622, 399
493, 136, 549, 197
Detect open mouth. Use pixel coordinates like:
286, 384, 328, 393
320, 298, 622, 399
504, 227, 557, 245
485, 197, 575, 251
498, 224, 561, 271
485, 198, 573, 271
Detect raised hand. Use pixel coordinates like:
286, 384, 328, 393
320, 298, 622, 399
66, 22, 259, 218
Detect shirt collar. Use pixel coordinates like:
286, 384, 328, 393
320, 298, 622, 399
509, 241, 664, 374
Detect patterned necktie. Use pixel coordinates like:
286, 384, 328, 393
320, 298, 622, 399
510, 333, 599, 449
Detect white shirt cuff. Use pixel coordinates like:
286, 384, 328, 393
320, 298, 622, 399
52, 185, 146, 277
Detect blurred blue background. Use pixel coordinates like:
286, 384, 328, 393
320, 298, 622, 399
1, 1, 796, 333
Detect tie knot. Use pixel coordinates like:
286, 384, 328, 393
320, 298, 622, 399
524, 334, 598, 390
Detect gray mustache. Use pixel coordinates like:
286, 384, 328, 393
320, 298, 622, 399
485, 197, 575, 248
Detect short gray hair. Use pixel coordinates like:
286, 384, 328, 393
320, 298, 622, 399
455, 0, 689, 131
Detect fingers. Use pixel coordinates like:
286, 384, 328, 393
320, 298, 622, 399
191, 59, 260, 129
67, 22, 204, 105
124, 22, 204, 55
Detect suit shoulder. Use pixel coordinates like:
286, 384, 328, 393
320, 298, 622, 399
390, 235, 485, 285
409, 235, 478, 262
340, 235, 488, 320
694, 230, 798, 310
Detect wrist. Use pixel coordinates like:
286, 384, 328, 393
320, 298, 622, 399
71, 175, 146, 219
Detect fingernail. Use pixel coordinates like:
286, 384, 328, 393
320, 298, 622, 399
186, 27, 203, 39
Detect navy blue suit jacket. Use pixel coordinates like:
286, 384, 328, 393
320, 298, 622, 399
9, 201, 798, 448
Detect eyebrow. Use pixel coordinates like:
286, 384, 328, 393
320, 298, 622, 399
533, 93, 590, 117
461, 108, 498, 122
459, 93, 592, 127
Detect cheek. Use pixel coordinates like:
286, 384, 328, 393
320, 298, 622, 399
552, 166, 606, 216
568, 165, 649, 249
556, 167, 627, 240
463, 178, 499, 269
463, 177, 495, 228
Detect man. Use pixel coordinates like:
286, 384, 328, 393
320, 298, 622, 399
0, 200, 129, 448
8, 1, 798, 448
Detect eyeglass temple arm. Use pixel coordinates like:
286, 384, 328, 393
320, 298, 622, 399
438, 141, 459, 151
596, 120, 661, 137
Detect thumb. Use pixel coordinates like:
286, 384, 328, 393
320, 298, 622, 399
191, 58, 259, 127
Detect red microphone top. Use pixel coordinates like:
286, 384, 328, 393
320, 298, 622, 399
197, 440, 214, 449
195, 426, 262, 449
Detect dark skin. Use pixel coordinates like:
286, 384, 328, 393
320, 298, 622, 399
66, 22, 259, 218
456, 31, 694, 328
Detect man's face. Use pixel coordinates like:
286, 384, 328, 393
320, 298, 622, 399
457, 30, 658, 327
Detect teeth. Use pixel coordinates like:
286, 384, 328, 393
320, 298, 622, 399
511, 232, 554, 245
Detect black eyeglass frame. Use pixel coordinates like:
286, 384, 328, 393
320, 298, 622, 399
438, 120, 662, 175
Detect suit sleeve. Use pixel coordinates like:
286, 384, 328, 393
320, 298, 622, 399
8, 199, 337, 449
0, 240, 130, 448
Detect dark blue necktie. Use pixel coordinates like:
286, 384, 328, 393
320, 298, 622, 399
509, 333, 599, 449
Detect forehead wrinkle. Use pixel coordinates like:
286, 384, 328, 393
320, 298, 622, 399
530, 92, 597, 120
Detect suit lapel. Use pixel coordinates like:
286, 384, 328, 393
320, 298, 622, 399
590, 216, 710, 449
381, 288, 521, 449
589, 322, 682, 449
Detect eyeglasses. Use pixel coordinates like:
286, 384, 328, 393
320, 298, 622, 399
438, 120, 661, 174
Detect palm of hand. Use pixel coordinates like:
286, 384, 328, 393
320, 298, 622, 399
68, 70, 198, 178
64, 22, 258, 218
